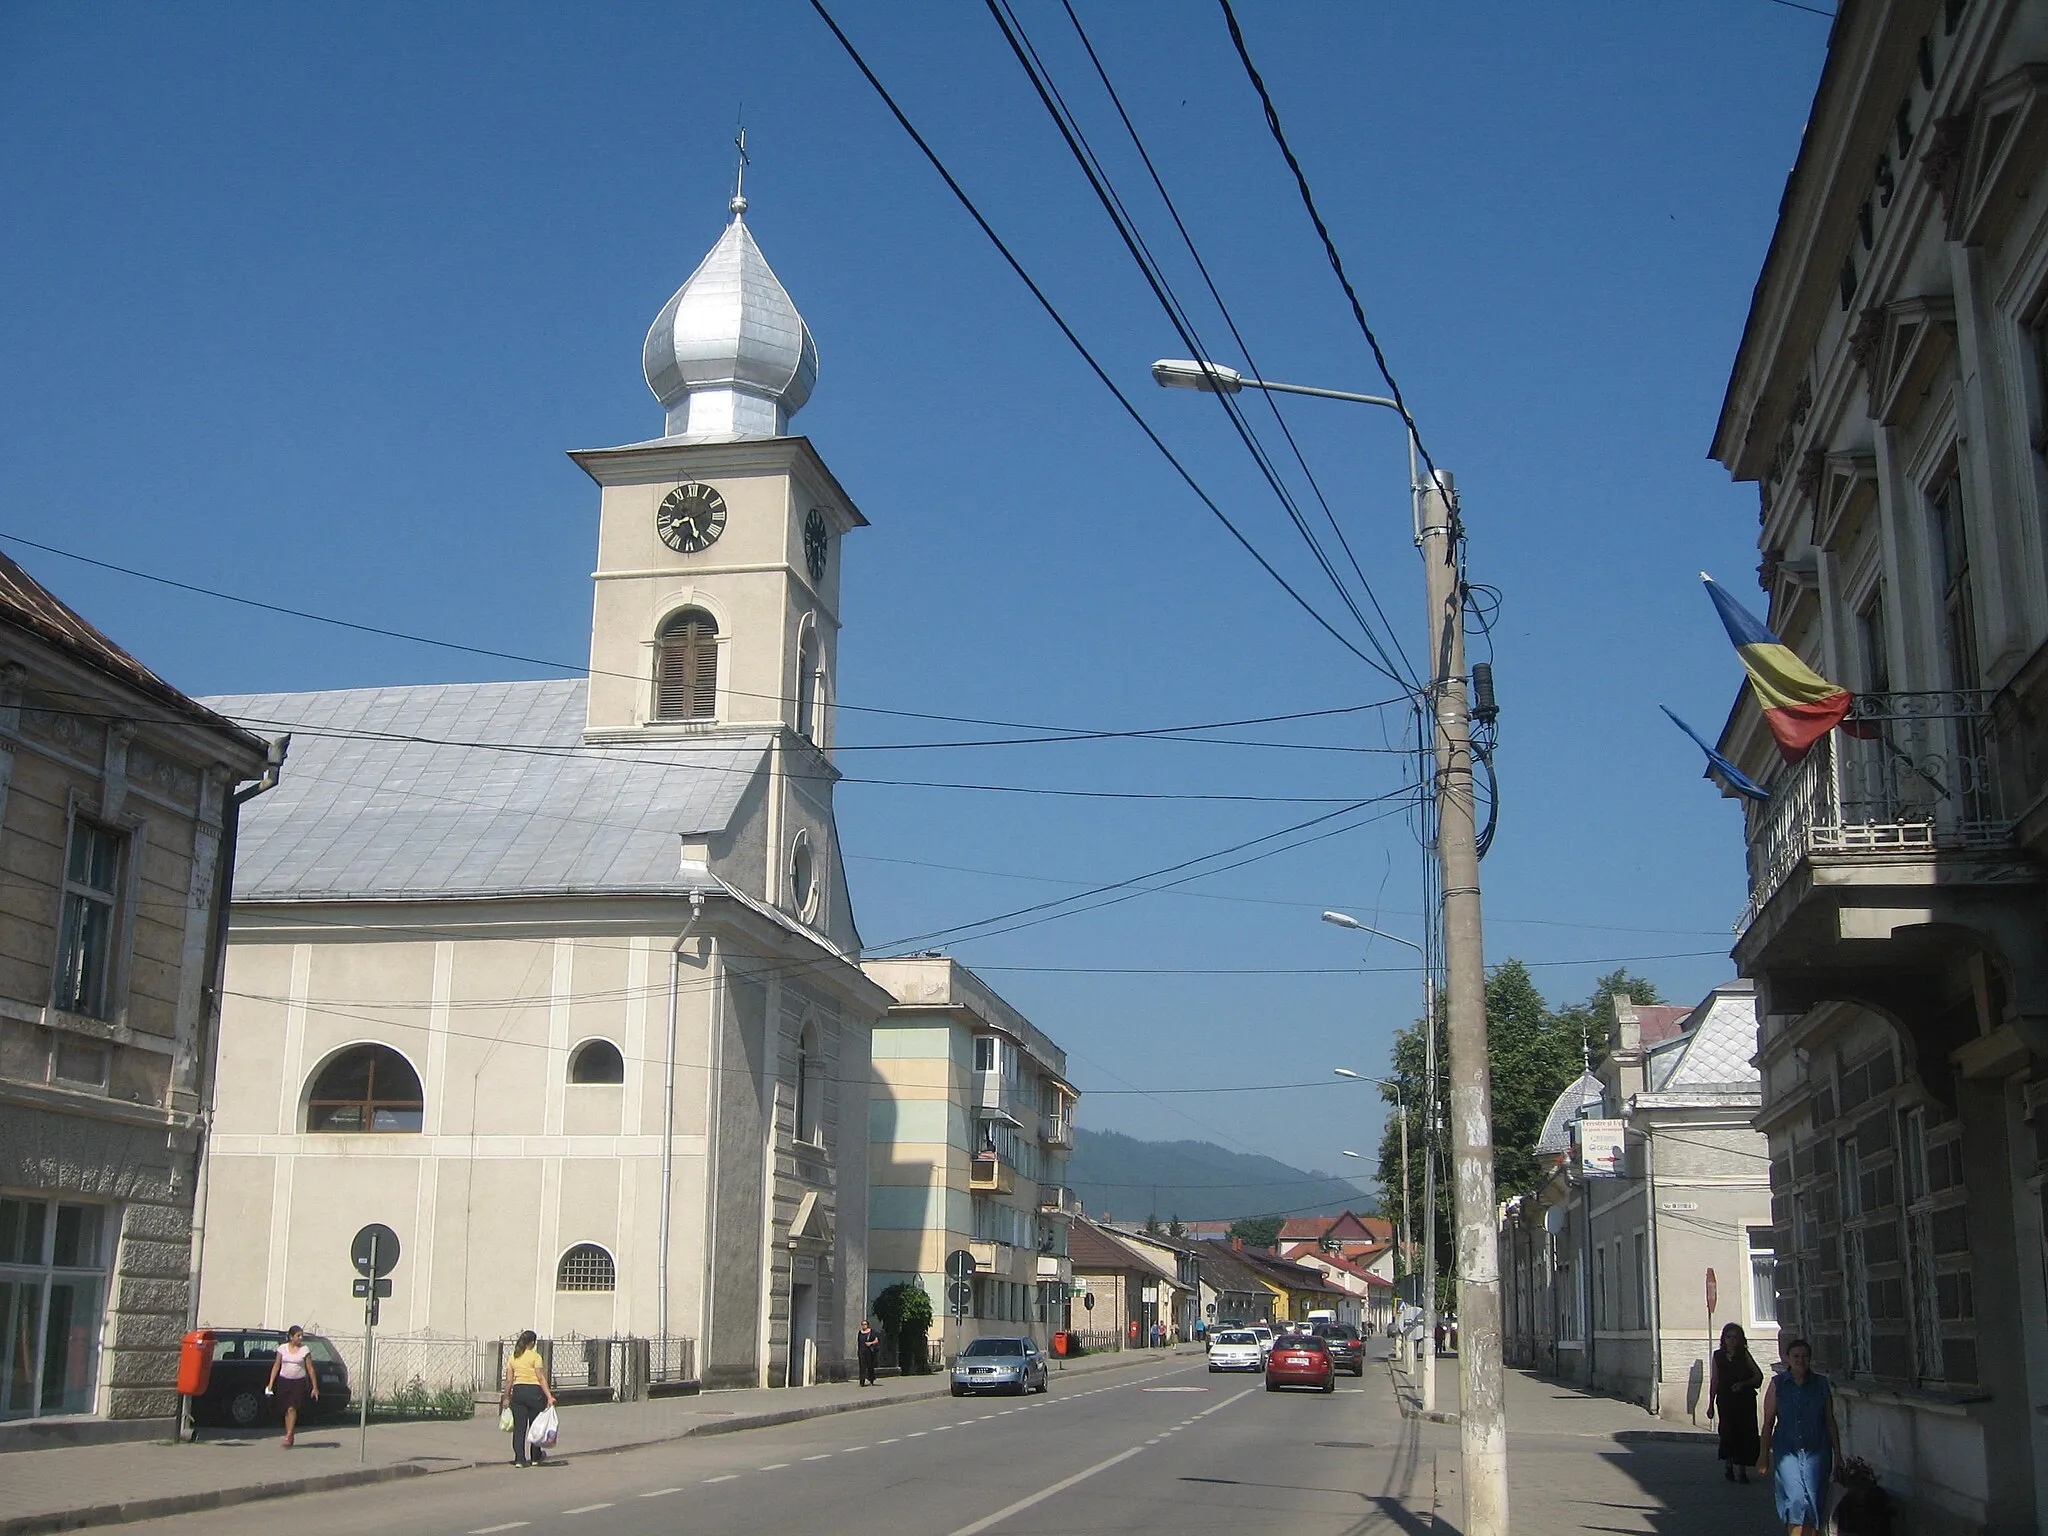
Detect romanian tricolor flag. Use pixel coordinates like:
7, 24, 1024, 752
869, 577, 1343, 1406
1703, 573, 1853, 763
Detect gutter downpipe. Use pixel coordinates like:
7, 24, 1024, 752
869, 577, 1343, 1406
181, 735, 286, 1440
1643, 1126, 1663, 1417
658, 889, 707, 1347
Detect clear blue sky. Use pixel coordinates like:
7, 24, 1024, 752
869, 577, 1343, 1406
0, 2, 1829, 1206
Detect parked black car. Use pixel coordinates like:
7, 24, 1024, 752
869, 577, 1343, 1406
193, 1329, 352, 1428
1312, 1323, 1367, 1377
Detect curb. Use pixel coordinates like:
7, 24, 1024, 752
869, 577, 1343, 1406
1, 1348, 1194, 1536
1613, 1428, 1718, 1443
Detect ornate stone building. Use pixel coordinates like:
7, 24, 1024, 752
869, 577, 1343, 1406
1711, 2, 2048, 1527
0, 554, 270, 1434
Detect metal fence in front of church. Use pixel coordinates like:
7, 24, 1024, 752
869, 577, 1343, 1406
324, 1331, 698, 1414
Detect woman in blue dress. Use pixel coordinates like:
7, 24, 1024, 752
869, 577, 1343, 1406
1756, 1339, 1840, 1535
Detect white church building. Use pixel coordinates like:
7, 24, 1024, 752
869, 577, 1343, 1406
193, 188, 892, 1388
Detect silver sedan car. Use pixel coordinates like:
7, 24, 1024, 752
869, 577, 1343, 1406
950, 1335, 1050, 1396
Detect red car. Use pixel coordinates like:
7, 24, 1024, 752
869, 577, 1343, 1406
1264, 1333, 1336, 1393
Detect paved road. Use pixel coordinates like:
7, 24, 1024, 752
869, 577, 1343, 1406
122, 1353, 1432, 1536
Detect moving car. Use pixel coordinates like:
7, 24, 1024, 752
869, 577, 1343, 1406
950, 1336, 1049, 1396
1312, 1323, 1367, 1377
1206, 1329, 1265, 1373
192, 1329, 353, 1428
1264, 1332, 1336, 1393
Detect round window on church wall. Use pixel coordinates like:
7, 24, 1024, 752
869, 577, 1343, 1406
791, 834, 817, 919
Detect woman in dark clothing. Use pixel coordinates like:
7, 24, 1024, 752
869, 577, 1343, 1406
1708, 1321, 1764, 1482
498, 1331, 555, 1468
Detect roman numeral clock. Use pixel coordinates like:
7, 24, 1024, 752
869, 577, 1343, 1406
656, 482, 727, 553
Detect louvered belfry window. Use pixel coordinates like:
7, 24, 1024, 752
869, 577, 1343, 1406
656, 609, 718, 721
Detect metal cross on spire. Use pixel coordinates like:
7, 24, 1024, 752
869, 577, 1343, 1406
731, 116, 749, 217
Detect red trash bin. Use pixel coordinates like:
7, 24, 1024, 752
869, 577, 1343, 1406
1051, 1331, 1071, 1357
177, 1329, 215, 1397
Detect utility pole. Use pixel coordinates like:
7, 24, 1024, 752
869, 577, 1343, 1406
1418, 471, 1508, 1534
1419, 973, 1438, 1416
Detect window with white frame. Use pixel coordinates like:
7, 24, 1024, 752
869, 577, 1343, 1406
1748, 1226, 1777, 1325
54, 816, 124, 1018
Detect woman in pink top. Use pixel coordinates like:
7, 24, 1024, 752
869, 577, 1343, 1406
264, 1326, 320, 1447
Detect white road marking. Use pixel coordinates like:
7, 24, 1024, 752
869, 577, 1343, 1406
561, 1504, 613, 1515
878, 1437, 901, 1444
704, 1475, 739, 1484
908, 1431, 927, 1438
841, 1446, 867, 1453
803, 1454, 833, 1461
471, 1524, 528, 1533
758, 1463, 790, 1470
638, 1489, 683, 1498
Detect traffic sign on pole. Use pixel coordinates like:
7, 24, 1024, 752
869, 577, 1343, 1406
945, 1248, 976, 1281
351, 1224, 401, 1278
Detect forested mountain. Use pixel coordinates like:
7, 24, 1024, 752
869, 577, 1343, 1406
1067, 1127, 1374, 1224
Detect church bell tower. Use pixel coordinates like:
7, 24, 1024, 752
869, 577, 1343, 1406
571, 189, 865, 750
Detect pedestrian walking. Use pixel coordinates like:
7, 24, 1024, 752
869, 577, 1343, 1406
856, 1319, 881, 1386
1757, 1338, 1840, 1536
1708, 1321, 1764, 1484
499, 1331, 556, 1468
262, 1324, 319, 1448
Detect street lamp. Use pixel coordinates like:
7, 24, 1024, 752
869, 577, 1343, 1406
1163, 359, 1504, 1534
1324, 909, 1439, 1416
1333, 1076, 1408, 1285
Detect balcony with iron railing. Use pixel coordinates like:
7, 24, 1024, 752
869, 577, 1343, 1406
1739, 691, 2014, 935
1042, 1109, 1073, 1149
1037, 1184, 1079, 1217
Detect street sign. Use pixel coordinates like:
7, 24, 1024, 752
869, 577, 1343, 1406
945, 1248, 976, 1280
947, 1279, 972, 1316
1082, 1292, 1095, 1311
1706, 1268, 1718, 1316
351, 1224, 401, 1277
351, 1278, 393, 1299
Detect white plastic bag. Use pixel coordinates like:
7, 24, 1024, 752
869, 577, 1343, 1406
527, 1406, 559, 1449
498, 1406, 514, 1433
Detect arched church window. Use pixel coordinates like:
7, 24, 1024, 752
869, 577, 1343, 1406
306, 1044, 424, 1133
556, 1243, 616, 1292
796, 628, 820, 741
655, 609, 718, 721
569, 1039, 624, 1084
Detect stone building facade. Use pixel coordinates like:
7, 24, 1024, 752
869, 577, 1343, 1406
0, 554, 269, 1432
1709, 2, 2048, 1526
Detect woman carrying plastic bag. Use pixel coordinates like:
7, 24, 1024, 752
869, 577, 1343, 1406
498, 1331, 556, 1467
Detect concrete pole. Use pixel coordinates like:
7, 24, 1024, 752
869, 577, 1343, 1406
1396, 1095, 1411, 1292
1419, 975, 1437, 1415
1418, 472, 1509, 1534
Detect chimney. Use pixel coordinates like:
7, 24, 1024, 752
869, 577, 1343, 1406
1231, 1236, 1244, 1251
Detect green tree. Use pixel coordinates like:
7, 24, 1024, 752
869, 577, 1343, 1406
1168, 1214, 1186, 1238
1144, 1213, 1163, 1235
1552, 968, 1667, 1075
1486, 959, 1583, 1197
1227, 1214, 1285, 1249
873, 1280, 934, 1374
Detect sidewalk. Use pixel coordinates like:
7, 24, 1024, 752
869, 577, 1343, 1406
1, 1346, 1197, 1536
1386, 1359, 1773, 1536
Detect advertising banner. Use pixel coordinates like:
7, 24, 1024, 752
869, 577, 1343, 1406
1576, 1118, 1627, 1178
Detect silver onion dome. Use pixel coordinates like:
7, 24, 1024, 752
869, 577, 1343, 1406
642, 197, 819, 440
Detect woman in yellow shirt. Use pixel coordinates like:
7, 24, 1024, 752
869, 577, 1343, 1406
499, 1332, 555, 1467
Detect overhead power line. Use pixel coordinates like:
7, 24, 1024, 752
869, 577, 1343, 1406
1215, 0, 1444, 489
986, 0, 1417, 691
803, 0, 1415, 687
0, 532, 1407, 751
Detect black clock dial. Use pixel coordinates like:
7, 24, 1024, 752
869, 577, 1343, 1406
803, 508, 830, 582
656, 483, 728, 553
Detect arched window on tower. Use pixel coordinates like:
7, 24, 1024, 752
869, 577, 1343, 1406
796, 628, 820, 742
794, 1024, 824, 1146
655, 609, 718, 721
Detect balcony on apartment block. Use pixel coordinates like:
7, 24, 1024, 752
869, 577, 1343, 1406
1737, 690, 2030, 967
1041, 1107, 1073, 1148
1037, 1184, 1079, 1218
970, 1151, 1017, 1194
974, 1069, 1024, 1127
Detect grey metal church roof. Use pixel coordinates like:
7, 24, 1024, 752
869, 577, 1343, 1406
205, 679, 769, 902
1533, 1072, 1604, 1157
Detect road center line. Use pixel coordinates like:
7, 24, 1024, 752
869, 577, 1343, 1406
470, 1524, 528, 1533
561, 1504, 613, 1515
638, 1489, 683, 1498
803, 1454, 833, 1461
759, 1462, 790, 1470
878, 1437, 901, 1444
704, 1475, 739, 1484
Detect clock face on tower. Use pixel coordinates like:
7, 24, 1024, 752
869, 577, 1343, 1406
656, 482, 728, 553
803, 508, 830, 582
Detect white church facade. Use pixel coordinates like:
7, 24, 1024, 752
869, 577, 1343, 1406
193, 190, 892, 1388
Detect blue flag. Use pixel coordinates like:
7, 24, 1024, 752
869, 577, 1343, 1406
1660, 705, 1770, 802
